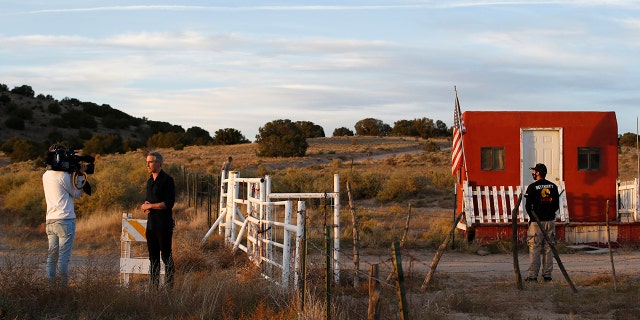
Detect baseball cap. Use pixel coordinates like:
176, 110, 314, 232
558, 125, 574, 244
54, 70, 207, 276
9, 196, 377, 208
529, 163, 547, 174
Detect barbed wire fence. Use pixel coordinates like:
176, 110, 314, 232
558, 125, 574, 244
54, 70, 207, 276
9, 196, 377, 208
176, 165, 640, 318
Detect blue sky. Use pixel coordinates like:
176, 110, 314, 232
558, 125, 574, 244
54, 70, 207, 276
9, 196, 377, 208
1, 1, 639, 140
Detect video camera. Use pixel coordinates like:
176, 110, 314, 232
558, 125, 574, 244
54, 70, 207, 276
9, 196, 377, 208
45, 144, 95, 174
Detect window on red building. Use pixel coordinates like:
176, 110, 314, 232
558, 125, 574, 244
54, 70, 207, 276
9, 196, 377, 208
578, 147, 601, 171
481, 147, 504, 170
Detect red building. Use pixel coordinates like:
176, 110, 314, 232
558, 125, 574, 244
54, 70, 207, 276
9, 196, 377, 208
455, 111, 639, 244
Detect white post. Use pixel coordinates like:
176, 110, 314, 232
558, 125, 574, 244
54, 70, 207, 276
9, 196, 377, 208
219, 168, 229, 235
121, 213, 131, 285
333, 174, 340, 284
225, 171, 240, 244
282, 201, 292, 288
295, 201, 305, 291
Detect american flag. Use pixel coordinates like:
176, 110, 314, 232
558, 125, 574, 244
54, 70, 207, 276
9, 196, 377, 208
451, 92, 465, 175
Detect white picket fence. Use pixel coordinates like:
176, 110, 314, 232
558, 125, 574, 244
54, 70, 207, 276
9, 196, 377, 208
461, 179, 639, 226
201, 170, 341, 289
460, 181, 569, 227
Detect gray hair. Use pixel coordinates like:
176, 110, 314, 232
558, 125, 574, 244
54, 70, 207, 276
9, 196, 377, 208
148, 151, 163, 163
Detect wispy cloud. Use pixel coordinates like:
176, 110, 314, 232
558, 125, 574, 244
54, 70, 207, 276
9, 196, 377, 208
10, 0, 640, 16
1, 1, 639, 137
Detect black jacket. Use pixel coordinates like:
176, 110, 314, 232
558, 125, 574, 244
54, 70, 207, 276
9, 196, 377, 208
145, 169, 176, 230
525, 178, 560, 221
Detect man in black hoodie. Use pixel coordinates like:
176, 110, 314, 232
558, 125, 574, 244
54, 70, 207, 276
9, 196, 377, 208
524, 163, 560, 283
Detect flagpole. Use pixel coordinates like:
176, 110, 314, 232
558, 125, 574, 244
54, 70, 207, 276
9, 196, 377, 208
454, 86, 469, 182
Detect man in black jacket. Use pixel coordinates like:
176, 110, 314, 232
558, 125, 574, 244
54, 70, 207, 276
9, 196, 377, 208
141, 151, 176, 288
524, 163, 560, 283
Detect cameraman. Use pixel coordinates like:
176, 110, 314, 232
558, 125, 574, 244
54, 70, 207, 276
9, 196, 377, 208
42, 144, 91, 286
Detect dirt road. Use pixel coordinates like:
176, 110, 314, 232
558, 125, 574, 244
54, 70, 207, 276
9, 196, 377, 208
355, 246, 640, 283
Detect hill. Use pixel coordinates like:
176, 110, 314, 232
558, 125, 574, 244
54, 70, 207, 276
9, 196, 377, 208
0, 84, 215, 161
1, 84, 146, 143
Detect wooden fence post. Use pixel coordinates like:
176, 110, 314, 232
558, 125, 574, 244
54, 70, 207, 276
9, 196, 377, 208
512, 193, 523, 290
367, 264, 381, 320
346, 181, 361, 288
392, 242, 408, 320
386, 204, 411, 282
421, 212, 464, 290
325, 226, 331, 320
606, 200, 618, 291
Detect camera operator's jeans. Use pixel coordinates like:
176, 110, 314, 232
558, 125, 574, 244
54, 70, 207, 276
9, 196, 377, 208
46, 219, 76, 285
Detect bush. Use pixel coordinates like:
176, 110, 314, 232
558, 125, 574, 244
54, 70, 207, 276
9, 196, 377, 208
11, 106, 33, 120
295, 121, 325, 138
83, 133, 124, 155
10, 85, 35, 97
344, 171, 384, 200
213, 128, 249, 145
422, 140, 441, 152
255, 119, 308, 157
354, 118, 391, 136
376, 170, 429, 202
147, 131, 183, 148
74, 154, 150, 215
272, 167, 317, 193
333, 127, 354, 137
1, 167, 44, 225
4, 116, 25, 130
47, 102, 61, 114
9, 139, 41, 162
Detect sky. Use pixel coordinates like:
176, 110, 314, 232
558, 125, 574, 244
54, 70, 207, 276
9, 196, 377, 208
1, 1, 639, 140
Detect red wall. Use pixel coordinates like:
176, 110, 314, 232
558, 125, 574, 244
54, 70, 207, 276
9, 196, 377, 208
458, 111, 618, 223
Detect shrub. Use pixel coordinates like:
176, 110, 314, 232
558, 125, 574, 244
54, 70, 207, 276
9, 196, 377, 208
332, 127, 354, 137
147, 131, 183, 148
422, 140, 441, 152
213, 128, 250, 145
8, 139, 41, 162
354, 118, 391, 136
376, 170, 429, 202
10, 85, 35, 97
295, 121, 325, 138
255, 119, 308, 157
74, 154, 149, 215
619, 132, 638, 148
83, 133, 124, 155
12, 106, 33, 120
47, 102, 61, 114
344, 171, 384, 200
272, 167, 316, 193
4, 116, 25, 130
1, 168, 44, 225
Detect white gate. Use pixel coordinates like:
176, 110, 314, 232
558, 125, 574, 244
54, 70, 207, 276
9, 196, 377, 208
618, 178, 639, 222
202, 170, 341, 288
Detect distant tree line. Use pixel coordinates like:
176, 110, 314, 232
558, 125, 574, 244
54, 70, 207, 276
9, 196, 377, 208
619, 132, 639, 148
1, 83, 453, 162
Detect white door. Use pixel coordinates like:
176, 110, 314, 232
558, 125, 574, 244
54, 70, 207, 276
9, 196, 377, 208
521, 129, 562, 187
